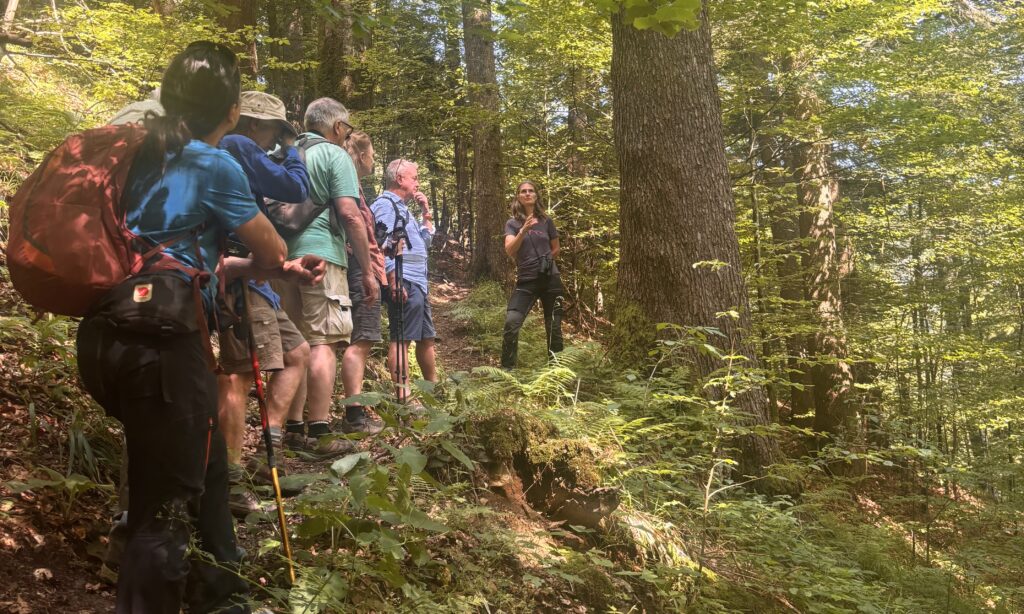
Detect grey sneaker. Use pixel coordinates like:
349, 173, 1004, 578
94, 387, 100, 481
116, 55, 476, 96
283, 431, 356, 460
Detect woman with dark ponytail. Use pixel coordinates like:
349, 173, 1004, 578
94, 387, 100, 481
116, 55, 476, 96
76, 42, 288, 614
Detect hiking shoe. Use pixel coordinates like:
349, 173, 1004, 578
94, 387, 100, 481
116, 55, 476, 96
404, 401, 428, 417
340, 409, 384, 435
246, 453, 305, 497
228, 488, 262, 518
283, 431, 356, 460
228, 463, 262, 518
99, 511, 128, 585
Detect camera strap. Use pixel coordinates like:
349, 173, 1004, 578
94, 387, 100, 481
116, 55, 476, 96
524, 217, 551, 276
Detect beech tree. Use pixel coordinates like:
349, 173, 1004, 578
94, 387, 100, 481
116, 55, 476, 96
462, 0, 505, 280
610, 7, 787, 483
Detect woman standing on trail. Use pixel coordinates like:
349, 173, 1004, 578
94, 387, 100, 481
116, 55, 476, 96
339, 131, 388, 434
75, 42, 297, 614
501, 180, 565, 368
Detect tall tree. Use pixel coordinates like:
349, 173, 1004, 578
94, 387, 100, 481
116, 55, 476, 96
463, 0, 505, 280
2, 0, 20, 33
610, 7, 787, 483
318, 0, 372, 109
218, 0, 258, 75
266, 0, 307, 119
789, 84, 855, 439
443, 9, 470, 243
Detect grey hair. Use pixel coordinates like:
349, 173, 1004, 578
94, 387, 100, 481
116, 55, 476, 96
385, 158, 416, 188
304, 97, 350, 135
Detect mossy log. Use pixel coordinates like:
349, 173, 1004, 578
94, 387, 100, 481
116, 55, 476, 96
470, 410, 620, 531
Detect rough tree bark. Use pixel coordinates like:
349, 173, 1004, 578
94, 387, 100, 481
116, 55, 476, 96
789, 86, 855, 439
2, 0, 19, 33
755, 132, 816, 422
443, 14, 471, 243
266, 1, 307, 119
610, 9, 789, 487
463, 0, 505, 280
218, 0, 258, 76
318, 0, 372, 110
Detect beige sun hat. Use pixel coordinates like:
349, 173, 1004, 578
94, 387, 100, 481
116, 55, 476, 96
239, 90, 297, 137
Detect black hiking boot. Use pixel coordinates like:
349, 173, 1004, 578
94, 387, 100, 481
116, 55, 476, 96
340, 405, 385, 435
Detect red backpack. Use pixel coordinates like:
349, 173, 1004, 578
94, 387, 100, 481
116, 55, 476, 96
7, 123, 198, 316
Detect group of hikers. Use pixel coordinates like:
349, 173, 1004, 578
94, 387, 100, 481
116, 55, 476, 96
17, 42, 566, 612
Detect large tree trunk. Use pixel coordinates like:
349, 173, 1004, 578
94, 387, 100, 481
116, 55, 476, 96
218, 0, 258, 76
443, 15, 471, 244
2, 0, 20, 33
755, 134, 816, 423
610, 9, 788, 487
463, 0, 505, 280
266, 2, 307, 119
317, 0, 372, 109
790, 87, 855, 439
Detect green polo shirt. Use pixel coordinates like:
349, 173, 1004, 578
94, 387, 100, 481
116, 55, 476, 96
285, 133, 359, 268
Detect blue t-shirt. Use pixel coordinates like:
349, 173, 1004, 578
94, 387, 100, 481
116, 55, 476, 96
124, 140, 261, 304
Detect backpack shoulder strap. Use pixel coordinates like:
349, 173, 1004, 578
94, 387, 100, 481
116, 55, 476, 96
296, 135, 329, 152
378, 193, 406, 233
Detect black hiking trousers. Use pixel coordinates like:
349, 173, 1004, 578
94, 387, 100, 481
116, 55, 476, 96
501, 274, 565, 368
77, 317, 249, 614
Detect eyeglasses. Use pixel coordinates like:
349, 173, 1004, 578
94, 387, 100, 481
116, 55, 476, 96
335, 119, 354, 142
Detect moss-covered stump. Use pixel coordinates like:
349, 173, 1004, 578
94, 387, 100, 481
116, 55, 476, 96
467, 408, 620, 531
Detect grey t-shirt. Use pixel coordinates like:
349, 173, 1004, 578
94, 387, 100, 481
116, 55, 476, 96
504, 216, 559, 281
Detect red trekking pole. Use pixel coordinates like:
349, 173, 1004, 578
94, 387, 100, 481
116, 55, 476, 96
242, 284, 296, 585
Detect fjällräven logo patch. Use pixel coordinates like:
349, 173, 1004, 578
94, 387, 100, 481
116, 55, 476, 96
133, 283, 153, 303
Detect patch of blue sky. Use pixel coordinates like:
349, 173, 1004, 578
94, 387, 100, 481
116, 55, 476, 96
831, 81, 877, 108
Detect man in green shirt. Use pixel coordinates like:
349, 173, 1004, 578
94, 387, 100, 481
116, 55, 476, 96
275, 97, 378, 455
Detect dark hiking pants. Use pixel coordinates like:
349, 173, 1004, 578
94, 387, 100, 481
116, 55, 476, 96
501, 274, 565, 368
77, 317, 249, 614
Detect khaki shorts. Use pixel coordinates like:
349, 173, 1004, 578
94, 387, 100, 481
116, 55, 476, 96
220, 285, 306, 374
273, 262, 353, 346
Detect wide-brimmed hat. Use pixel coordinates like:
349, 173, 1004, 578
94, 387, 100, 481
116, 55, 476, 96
239, 91, 297, 137
108, 99, 164, 126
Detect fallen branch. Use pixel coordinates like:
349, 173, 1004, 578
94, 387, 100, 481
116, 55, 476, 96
0, 118, 22, 136
0, 33, 32, 47
3, 49, 116, 67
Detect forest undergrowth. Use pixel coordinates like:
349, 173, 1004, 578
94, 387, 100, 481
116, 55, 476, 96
1, 259, 1021, 613
1, 3, 1023, 610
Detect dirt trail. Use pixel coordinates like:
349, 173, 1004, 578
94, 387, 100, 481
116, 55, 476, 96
0, 240, 510, 613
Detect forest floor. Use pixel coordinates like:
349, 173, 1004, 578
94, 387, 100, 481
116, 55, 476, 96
0, 241, 569, 613
3, 243, 1019, 613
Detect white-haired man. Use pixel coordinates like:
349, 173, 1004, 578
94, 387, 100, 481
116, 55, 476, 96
274, 97, 379, 454
371, 159, 437, 404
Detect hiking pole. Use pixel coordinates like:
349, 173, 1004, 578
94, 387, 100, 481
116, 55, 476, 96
241, 284, 297, 585
391, 214, 408, 403
394, 238, 407, 403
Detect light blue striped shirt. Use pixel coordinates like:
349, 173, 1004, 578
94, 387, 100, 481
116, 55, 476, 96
371, 191, 434, 292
